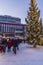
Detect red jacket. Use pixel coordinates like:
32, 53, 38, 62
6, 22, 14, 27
7, 40, 12, 47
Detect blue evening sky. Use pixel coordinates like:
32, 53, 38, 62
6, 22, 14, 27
0, 0, 43, 24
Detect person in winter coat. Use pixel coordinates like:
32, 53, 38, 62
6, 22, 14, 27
7, 38, 12, 52
12, 38, 18, 54
16, 38, 20, 50
2, 38, 7, 53
0, 45, 4, 53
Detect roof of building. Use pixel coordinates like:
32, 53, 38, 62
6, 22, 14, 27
0, 15, 21, 21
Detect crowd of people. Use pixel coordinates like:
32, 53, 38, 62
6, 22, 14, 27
0, 37, 22, 54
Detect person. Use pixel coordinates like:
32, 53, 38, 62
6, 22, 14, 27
12, 38, 18, 54
7, 38, 12, 52
16, 38, 20, 50
0, 45, 4, 53
2, 38, 7, 53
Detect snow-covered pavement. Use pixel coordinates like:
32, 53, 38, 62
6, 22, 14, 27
0, 43, 43, 65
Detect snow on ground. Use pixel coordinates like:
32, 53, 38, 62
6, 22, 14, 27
0, 43, 43, 65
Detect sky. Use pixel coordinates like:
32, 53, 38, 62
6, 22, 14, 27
0, 0, 43, 24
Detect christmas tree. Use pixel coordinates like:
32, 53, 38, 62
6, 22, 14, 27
25, 0, 42, 47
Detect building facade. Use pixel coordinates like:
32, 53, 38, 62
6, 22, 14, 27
0, 15, 26, 37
